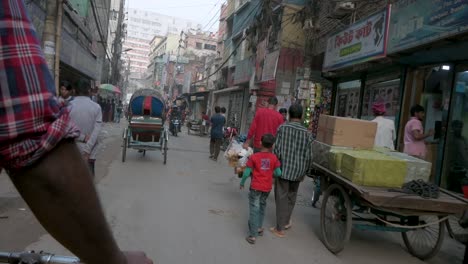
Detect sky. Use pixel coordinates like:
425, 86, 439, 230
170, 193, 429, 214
127, 0, 222, 31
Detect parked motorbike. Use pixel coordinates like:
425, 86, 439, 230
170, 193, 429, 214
170, 118, 180, 137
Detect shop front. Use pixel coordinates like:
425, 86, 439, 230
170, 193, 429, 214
322, 1, 468, 192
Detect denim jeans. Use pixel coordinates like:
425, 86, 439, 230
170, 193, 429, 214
248, 189, 270, 237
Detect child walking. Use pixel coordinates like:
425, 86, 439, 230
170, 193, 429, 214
240, 134, 281, 244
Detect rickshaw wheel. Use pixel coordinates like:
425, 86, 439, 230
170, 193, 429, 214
122, 128, 127, 163
320, 184, 352, 254
401, 215, 445, 260
446, 215, 468, 240
163, 132, 168, 165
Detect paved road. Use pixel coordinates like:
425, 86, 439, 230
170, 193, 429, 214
1, 123, 464, 263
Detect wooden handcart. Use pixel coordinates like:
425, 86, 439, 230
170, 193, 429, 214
313, 163, 468, 260
122, 89, 168, 164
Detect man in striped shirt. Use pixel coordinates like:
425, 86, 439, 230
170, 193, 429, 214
270, 104, 313, 237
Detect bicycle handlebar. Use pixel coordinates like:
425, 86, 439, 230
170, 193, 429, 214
0, 251, 81, 263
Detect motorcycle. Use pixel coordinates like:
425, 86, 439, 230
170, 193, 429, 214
170, 118, 180, 137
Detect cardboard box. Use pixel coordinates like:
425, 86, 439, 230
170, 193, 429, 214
316, 115, 329, 142
318, 115, 377, 149
341, 150, 407, 188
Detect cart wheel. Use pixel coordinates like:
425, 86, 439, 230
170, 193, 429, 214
320, 184, 352, 254
446, 215, 468, 240
122, 128, 127, 163
163, 134, 168, 165
401, 215, 445, 260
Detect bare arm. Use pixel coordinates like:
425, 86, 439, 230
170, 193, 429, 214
411, 129, 434, 140
244, 113, 258, 149
9, 140, 149, 264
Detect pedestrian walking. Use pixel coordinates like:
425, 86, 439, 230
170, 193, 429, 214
270, 104, 313, 237
240, 134, 281, 244
279, 108, 288, 122
202, 111, 210, 135
403, 104, 434, 159
0, 1, 152, 263
371, 101, 396, 150
221, 106, 227, 131
115, 100, 123, 123
59, 81, 74, 105
69, 79, 103, 176
209, 106, 225, 161
243, 96, 284, 152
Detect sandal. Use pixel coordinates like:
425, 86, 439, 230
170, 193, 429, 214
258, 228, 264, 236
245, 236, 256, 244
269, 227, 286, 238
284, 220, 292, 230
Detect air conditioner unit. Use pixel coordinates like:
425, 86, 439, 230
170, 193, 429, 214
333, 1, 356, 17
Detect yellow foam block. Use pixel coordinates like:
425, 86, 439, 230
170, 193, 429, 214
328, 149, 355, 173
341, 150, 407, 188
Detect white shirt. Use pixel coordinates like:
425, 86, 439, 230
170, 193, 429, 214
69, 96, 103, 159
372, 116, 396, 150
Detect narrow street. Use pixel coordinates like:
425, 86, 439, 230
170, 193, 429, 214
0, 122, 463, 264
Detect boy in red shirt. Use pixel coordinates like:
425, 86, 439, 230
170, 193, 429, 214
240, 134, 281, 244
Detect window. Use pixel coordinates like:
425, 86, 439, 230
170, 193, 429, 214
196, 42, 203, 49
361, 79, 400, 121
204, 44, 216, 51
334, 80, 361, 118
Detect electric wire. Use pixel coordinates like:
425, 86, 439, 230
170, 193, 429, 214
90, 0, 112, 60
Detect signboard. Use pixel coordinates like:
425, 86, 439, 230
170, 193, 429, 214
262, 50, 280, 82
323, 6, 391, 71
388, 0, 468, 53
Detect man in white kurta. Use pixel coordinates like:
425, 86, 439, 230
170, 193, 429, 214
371, 101, 395, 150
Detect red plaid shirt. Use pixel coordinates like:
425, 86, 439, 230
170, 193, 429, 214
0, 0, 79, 173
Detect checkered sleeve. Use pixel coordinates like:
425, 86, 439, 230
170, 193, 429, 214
0, 0, 79, 173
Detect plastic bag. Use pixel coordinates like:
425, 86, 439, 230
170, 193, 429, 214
224, 141, 243, 159
238, 148, 253, 167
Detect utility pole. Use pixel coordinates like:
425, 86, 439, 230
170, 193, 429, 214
170, 30, 185, 101
110, 0, 126, 85
42, 0, 64, 94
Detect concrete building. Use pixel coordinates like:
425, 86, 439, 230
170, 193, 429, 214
123, 8, 202, 93
26, 0, 112, 86
184, 31, 218, 59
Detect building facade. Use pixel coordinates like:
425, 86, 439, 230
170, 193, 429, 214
26, 0, 112, 86
123, 8, 202, 92
315, 0, 468, 193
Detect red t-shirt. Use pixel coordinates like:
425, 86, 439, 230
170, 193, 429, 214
247, 108, 284, 149
246, 152, 281, 192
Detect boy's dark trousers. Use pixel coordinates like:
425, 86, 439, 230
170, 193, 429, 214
248, 189, 269, 237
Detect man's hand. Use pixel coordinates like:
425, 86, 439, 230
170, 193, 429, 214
83, 152, 90, 161
239, 185, 244, 190
427, 129, 435, 137
84, 134, 90, 143
124, 251, 153, 264
242, 142, 250, 150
